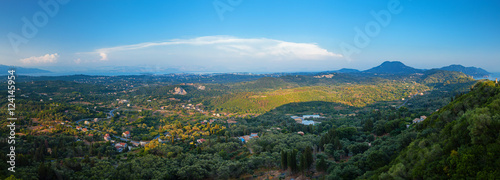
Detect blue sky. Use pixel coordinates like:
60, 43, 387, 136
1, 0, 499, 73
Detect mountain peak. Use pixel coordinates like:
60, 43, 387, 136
364, 61, 423, 74
380, 61, 405, 66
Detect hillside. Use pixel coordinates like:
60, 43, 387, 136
364, 61, 423, 74
419, 69, 474, 85
206, 82, 430, 113
370, 80, 500, 179
439, 64, 490, 78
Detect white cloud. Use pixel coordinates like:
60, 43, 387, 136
99, 52, 108, 61
74, 58, 81, 64
92, 36, 342, 61
20, 53, 59, 64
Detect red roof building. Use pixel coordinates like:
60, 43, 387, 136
104, 134, 111, 141
122, 131, 131, 138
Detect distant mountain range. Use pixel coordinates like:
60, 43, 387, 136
0, 65, 51, 75
334, 68, 360, 73
332, 61, 490, 78
0, 61, 490, 78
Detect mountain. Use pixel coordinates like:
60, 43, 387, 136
439, 64, 489, 78
0, 65, 51, 74
335, 68, 360, 73
364, 61, 423, 74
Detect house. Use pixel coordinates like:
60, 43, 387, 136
82, 128, 88, 132
227, 120, 237, 124
250, 133, 258, 137
131, 141, 140, 147
104, 134, 111, 141
158, 138, 166, 143
238, 137, 245, 143
197, 139, 206, 144
302, 120, 316, 125
122, 131, 131, 138
297, 131, 305, 135
93, 118, 99, 122
84, 121, 90, 125
303, 115, 321, 119
140, 141, 148, 146
115, 143, 128, 152
242, 135, 252, 142
76, 126, 82, 130
413, 116, 427, 124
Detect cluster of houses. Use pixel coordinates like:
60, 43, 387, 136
313, 74, 334, 78
238, 133, 259, 143
102, 132, 149, 152
200, 119, 218, 124
290, 115, 322, 125
413, 116, 427, 124
84, 118, 100, 125
76, 126, 88, 132
116, 99, 128, 104
182, 103, 205, 113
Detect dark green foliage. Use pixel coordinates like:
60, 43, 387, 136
373, 81, 500, 179
287, 149, 299, 174
316, 156, 327, 172
281, 150, 288, 170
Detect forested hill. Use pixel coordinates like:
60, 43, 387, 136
439, 64, 490, 78
419, 69, 474, 85
370, 80, 500, 179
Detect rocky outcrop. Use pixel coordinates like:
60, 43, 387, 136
173, 87, 187, 95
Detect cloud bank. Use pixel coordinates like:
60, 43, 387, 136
94, 36, 342, 61
20, 53, 59, 64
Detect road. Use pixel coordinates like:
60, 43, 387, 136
75, 108, 118, 124
397, 91, 420, 109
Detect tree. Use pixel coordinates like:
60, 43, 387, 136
367, 150, 389, 170
300, 153, 306, 174
287, 149, 299, 174
364, 119, 374, 132
281, 150, 288, 170
303, 146, 314, 171
317, 156, 327, 172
